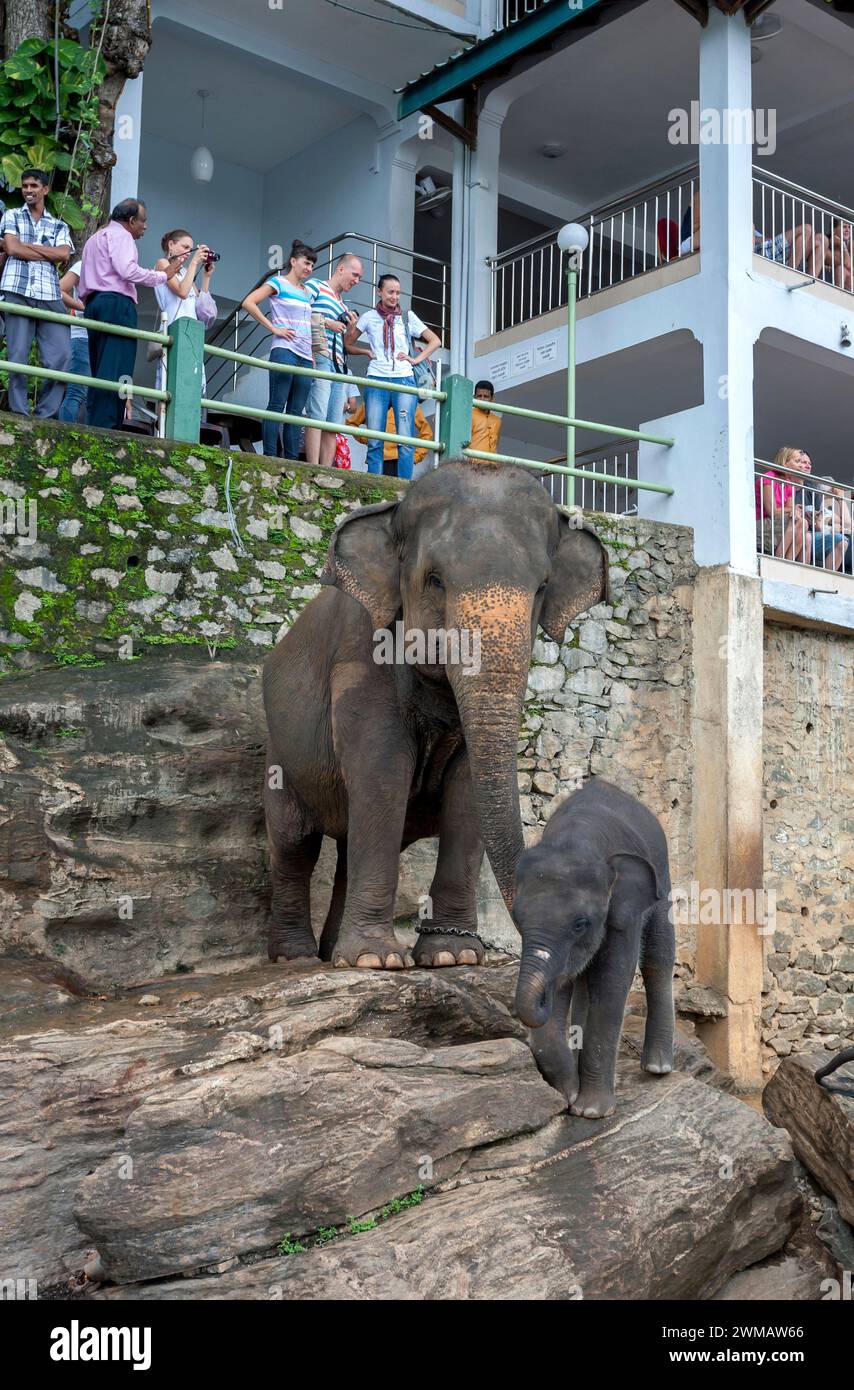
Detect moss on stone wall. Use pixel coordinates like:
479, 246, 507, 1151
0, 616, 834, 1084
0, 414, 398, 673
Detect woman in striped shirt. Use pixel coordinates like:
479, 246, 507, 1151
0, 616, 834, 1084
243, 240, 316, 459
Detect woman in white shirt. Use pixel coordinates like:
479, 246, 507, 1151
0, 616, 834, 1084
153, 229, 217, 403
345, 274, 439, 479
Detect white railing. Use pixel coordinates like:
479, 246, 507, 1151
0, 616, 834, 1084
489, 167, 698, 334
538, 442, 639, 516
755, 459, 853, 575
499, 0, 551, 27
753, 168, 854, 292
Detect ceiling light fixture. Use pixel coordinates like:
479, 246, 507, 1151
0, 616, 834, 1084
540, 142, 567, 160
191, 90, 214, 184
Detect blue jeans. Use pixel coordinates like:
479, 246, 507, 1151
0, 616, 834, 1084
263, 348, 313, 459
364, 377, 416, 480
58, 335, 91, 422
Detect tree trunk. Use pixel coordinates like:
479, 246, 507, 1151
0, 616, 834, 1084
79, 0, 152, 243
3, 0, 51, 59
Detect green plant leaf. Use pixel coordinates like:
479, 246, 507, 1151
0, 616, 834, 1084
1, 155, 26, 189
51, 152, 73, 171
49, 193, 85, 230
9, 37, 49, 60
4, 57, 39, 81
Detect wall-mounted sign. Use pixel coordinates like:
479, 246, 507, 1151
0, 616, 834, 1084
511, 347, 533, 376
490, 359, 510, 385
535, 339, 558, 365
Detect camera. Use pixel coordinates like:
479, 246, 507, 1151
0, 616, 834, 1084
194, 247, 221, 264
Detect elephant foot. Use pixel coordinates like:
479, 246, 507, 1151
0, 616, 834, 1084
268, 925, 318, 963
570, 1086, 616, 1119
333, 928, 414, 971
413, 930, 484, 968
641, 1045, 673, 1076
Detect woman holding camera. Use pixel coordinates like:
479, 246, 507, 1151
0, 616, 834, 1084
153, 230, 218, 399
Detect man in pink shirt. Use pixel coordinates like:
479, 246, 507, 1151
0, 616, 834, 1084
78, 198, 170, 429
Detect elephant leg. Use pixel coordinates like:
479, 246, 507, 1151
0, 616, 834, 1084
571, 913, 640, 1119
414, 750, 485, 968
640, 898, 675, 1075
265, 753, 322, 962
318, 840, 347, 962
528, 975, 580, 1106
332, 695, 417, 971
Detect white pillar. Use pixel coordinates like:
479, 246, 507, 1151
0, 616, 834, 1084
110, 75, 144, 210
695, 5, 756, 574
467, 106, 504, 366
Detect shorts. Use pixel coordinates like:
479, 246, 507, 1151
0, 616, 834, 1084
813, 530, 848, 560
679, 236, 695, 254
756, 233, 788, 263
756, 516, 776, 555
306, 355, 348, 426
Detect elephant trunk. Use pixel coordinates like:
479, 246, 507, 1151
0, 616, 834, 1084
515, 954, 557, 1029
451, 671, 526, 908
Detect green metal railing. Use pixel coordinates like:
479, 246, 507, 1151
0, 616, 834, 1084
0, 304, 675, 504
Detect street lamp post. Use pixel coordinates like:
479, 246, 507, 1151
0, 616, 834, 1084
557, 222, 590, 506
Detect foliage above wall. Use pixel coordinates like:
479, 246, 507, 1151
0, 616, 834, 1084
0, 35, 106, 229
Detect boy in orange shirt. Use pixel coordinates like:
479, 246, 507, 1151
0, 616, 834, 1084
470, 380, 502, 456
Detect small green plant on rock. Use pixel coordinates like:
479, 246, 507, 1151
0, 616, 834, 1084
277, 1234, 307, 1256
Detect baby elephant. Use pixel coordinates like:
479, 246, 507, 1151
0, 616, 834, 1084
512, 778, 675, 1118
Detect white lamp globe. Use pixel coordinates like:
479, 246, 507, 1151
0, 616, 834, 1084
191, 145, 214, 183
557, 222, 589, 256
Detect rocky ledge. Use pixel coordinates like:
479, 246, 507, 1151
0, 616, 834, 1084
0, 956, 806, 1301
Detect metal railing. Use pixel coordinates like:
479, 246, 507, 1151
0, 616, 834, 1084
204, 232, 450, 402
537, 442, 639, 515
0, 304, 676, 505
755, 459, 853, 575
489, 166, 698, 333
499, 0, 551, 26
753, 168, 854, 292
0, 298, 171, 413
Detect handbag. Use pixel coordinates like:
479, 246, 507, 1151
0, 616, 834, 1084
404, 315, 436, 390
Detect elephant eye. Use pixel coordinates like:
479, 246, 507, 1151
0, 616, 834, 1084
426, 572, 444, 591
536, 580, 547, 596
572, 918, 590, 934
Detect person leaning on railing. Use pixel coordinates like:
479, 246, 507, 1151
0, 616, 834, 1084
755, 446, 812, 564
303, 253, 363, 469
823, 220, 853, 293
77, 198, 172, 431
344, 273, 440, 481
241, 239, 317, 461
0, 168, 73, 419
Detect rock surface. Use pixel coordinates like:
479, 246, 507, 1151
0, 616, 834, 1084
1, 952, 803, 1300
763, 1052, 854, 1224
0, 659, 518, 984
94, 1063, 798, 1301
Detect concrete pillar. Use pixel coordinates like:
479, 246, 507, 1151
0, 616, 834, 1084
110, 74, 144, 210
691, 567, 765, 1091
467, 106, 504, 364
695, 6, 757, 575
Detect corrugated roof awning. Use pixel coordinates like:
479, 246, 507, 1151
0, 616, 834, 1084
397, 0, 780, 121
396, 0, 616, 120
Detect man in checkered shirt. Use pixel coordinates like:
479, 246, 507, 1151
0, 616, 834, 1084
1, 168, 73, 418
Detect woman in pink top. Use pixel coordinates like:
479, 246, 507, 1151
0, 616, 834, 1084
755, 446, 813, 563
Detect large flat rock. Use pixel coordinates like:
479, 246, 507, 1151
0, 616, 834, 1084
96, 1066, 798, 1301
763, 1052, 854, 1225
0, 960, 522, 1289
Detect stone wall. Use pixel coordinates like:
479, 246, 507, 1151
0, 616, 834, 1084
762, 622, 854, 1070
0, 416, 701, 983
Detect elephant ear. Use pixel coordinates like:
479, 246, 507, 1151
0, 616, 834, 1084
539, 513, 610, 642
320, 500, 401, 628
607, 852, 661, 901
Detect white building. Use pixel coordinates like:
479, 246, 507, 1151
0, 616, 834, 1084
101, 0, 854, 625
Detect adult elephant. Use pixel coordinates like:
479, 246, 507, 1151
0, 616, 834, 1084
263, 459, 608, 970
